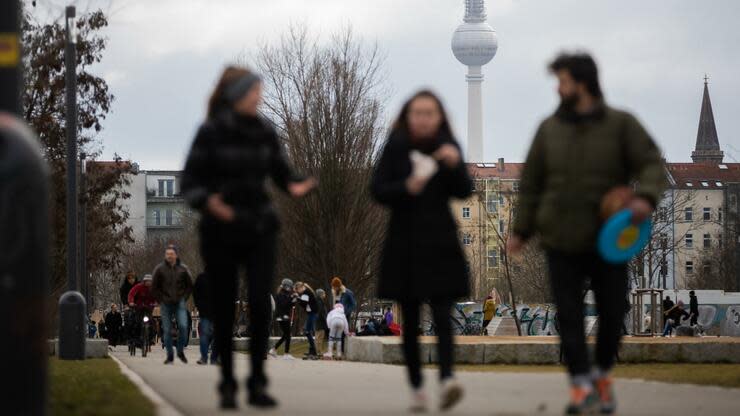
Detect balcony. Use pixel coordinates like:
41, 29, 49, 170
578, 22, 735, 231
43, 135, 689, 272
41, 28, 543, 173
147, 190, 184, 203
146, 216, 184, 229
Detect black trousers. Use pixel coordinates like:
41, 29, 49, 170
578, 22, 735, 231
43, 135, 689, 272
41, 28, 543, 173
546, 250, 628, 376
204, 233, 275, 391
273, 320, 292, 353
401, 299, 454, 388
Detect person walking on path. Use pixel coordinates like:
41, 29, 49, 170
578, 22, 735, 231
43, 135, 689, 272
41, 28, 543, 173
269, 279, 297, 359
181, 66, 316, 410
482, 294, 496, 336
294, 281, 320, 360
193, 272, 219, 365
371, 89, 472, 412
689, 291, 699, 327
105, 303, 123, 348
324, 303, 350, 360
315, 288, 329, 354
507, 52, 666, 414
152, 245, 193, 365
331, 277, 356, 354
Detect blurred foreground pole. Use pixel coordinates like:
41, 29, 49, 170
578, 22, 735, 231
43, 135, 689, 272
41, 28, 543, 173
0, 114, 49, 414
59, 5, 87, 360
1, 2, 49, 415
0, 0, 21, 113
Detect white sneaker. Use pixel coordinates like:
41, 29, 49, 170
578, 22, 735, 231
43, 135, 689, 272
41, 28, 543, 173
282, 354, 295, 360
323, 352, 333, 359
409, 388, 428, 413
268, 348, 277, 358
439, 378, 464, 411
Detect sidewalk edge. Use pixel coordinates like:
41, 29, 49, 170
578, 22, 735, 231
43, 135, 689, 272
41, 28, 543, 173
110, 354, 185, 416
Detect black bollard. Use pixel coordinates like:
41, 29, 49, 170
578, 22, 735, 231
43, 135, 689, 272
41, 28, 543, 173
0, 113, 49, 415
58, 291, 87, 359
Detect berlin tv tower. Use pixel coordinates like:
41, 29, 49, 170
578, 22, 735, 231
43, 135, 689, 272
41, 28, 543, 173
451, 0, 498, 163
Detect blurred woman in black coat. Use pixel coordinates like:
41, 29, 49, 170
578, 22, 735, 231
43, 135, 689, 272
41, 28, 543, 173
371, 90, 472, 412
181, 66, 315, 410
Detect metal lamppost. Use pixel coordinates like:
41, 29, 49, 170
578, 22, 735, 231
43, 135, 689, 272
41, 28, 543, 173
58, 5, 86, 360
80, 152, 88, 307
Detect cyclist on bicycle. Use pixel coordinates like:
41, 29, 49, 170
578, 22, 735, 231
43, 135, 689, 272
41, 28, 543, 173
128, 274, 158, 348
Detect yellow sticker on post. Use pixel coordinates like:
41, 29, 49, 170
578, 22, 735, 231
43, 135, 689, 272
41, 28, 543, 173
0, 33, 20, 67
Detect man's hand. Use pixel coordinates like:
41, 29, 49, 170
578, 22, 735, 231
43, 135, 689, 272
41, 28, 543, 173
433, 144, 461, 169
206, 193, 235, 223
288, 177, 318, 198
628, 197, 653, 225
129, 302, 134, 307
405, 176, 430, 196
506, 234, 526, 255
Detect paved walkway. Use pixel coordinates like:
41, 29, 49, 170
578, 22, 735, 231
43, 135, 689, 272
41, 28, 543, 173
112, 347, 740, 416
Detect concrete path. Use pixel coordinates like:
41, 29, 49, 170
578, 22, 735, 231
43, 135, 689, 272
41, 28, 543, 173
112, 347, 740, 416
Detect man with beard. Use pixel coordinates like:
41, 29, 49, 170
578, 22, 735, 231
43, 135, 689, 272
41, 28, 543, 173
508, 52, 665, 414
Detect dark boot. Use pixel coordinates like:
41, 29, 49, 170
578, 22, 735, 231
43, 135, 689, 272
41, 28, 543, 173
219, 380, 237, 410
247, 376, 277, 408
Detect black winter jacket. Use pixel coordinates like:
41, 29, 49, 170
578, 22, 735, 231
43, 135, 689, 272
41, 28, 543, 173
275, 290, 295, 321
120, 279, 136, 306
181, 112, 301, 243
193, 273, 213, 319
297, 288, 319, 315
371, 130, 472, 300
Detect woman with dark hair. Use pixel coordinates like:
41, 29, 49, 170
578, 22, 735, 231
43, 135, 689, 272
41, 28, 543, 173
182, 66, 316, 410
371, 90, 472, 412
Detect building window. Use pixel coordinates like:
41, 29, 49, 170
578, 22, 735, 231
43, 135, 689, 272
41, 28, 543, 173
719, 207, 723, 221
685, 233, 693, 248
486, 193, 498, 213
153, 209, 160, 226
487, 249, 498, 268
703, 207, 711, 221
703, 261, 711, 274
512, 182, 520, 192
685, 261, 694, 275
499, 194, 505, 206
462, 233, 472, 245
499, 220, 505, 234
462, 207, 471, 219
165, 209, 173, 226
684, 207, 693, 221
703, 234, 711, 248
158, 179, 174, 197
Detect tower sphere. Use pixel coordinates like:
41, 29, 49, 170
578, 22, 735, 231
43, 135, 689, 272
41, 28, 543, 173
451, 22, 498, 67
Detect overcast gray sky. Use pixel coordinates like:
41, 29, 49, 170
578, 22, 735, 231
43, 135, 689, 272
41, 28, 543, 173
30, 0, 740, 169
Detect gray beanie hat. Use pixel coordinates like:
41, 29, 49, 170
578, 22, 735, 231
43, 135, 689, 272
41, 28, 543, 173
281, 278, 294, 289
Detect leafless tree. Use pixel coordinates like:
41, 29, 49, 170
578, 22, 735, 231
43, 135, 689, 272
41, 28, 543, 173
249, 24, 388, 316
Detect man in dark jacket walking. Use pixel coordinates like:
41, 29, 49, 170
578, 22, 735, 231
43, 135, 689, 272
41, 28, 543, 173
508, 52, 666, 414
105, 303, 123, 348
194, 272, 218, 365
152, 245, 193, 364
689, 291, 699, 326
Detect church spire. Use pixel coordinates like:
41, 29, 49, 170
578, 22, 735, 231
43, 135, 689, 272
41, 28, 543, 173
691, 75, 724, 164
